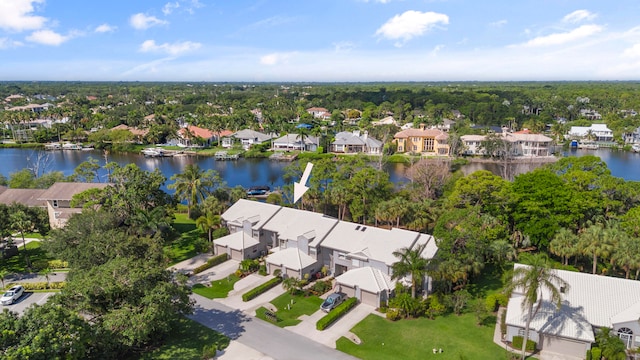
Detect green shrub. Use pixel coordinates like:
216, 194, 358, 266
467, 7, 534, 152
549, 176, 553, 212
485, 294, 498, 312
258, 265, 267, 276
242, 277, 282, 302
495, 293, 509, 307
202, 344, 218, 359
310, 280, 332, 295
240, 259, 260, 273
591, 347, 601, 360
425, 295, 446, 319
7, 281, 66, 290
386, 308, 402, 321
316, 297, 358, 330
192, 253, 229, 274
586, 349, 592, 360
273, 269, 282, 278
48, 260, 69, 269
512, 336, 536, 352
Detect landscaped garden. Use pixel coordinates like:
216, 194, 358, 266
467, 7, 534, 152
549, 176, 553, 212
192, 274, 241, 299
2, 241, 55, 273
137, 317, 229, 360
255, 292, 324, 327
336, 312, 508, 360
164, 213, 203, 265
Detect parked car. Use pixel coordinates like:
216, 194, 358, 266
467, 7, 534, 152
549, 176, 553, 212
320, 292, 346, 312
1, 285, 24, 305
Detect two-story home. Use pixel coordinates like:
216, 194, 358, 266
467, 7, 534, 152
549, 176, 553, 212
569, 124, 613, 142
461, 132, 553, 157
37, 182, 111, 229
331, 131, 383, 155
505, 264, 640, 359
272, 134, 319, 152
394, 126, 450, 155
306, 107, 331, 120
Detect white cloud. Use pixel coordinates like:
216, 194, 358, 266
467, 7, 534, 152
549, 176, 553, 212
517, 24, 603, 47
489, 20, 507, 28
375, 10, 449, 46
95, 24, 116, 33
623, 44, 640, 58
26, 29, 72, 46
563, 10, 597, 24
333, 41, 355, 52
430, 44, 445, 55
129, 13, 168, 30
260, 52, 295, 66
162, 2, 180, 15
139, 39, 201, 55
0, 37, 23, 49
0, 0, 47, 32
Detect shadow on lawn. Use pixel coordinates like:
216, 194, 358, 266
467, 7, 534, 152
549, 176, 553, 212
189, 304, 251, 340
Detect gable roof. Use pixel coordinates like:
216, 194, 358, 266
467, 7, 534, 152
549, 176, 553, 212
261, 207, 338, 247
0, 189, 47, 207
221, 199, 282, 230
178, 125, 217, 139
394, 128, 448, 140
232, 129, 274, 142
213, 230, 260, 251
321, 223, 421, 266
265, 248, 316, 271
335, 267, 396, 294
505, 264, 640, 343
332, 131, 383, 148
272, 134, 319, 145
38, 182, 110, 201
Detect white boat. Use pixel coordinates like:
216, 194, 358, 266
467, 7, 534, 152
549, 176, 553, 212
44, 143, 61, 150
62, 143, 83, 150
632, 144, 640, 153
578, 142, 599, 150
142, 147, 165, 157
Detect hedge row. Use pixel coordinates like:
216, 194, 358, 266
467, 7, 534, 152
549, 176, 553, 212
316, 297, 358, 330
6, 282, 66, 290
192, 253, 229, 275
242, 277, 282, 302
512, 335, 536, 352
48, 260, 69, 269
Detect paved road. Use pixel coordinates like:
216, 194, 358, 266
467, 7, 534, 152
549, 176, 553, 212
189, 294, 358, 360
6, 271, 68, 283
1, 292, 54, 315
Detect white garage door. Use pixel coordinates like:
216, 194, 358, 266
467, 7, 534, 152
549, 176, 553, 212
340, 285, 355, 298
286, 267, 299, 279
267, 264, 282, 275
361, 290, 378, 307
214, 245, 227, 257
231, 249, 242, 260
540, 335, 589, 359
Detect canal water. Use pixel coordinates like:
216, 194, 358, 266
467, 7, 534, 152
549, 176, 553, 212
0, 148, 638, 192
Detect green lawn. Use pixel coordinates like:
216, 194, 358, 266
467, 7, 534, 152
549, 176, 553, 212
255, 292, 324, 327
1, 241, 55, 273
192, 274, 241, 299
336, 313, 508, 360
137, 317, 229, 360
165, 214, 203, 265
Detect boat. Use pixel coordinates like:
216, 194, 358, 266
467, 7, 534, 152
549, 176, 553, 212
246, 185, 270, 196
44, 143, 61, 150
142, 147, 165, 157
578, 141, 599, 150
632, 144, 640, 153
62, 143, 83, 150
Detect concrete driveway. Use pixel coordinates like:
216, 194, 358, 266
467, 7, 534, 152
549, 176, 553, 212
187, 259, 239, 286
1, 292, 55, 315
287, 303, 378, 348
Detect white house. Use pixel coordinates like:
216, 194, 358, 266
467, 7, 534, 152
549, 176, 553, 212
331, 131, 383, 154
272, 134, 319, 152
505, 264, 640, 359
461, 132, 553, 157
223, 129, 275, 149
569, 124, 613, 142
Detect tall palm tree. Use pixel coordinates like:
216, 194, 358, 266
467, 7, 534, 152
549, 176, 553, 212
504, 254, 569, 360
169, 164, 220, 218
391, 242, 429, 298
610, 231, 640, 279
549, 228, 578, 266
196, 211, 221, 245
578, 222, 615, 274
10, 210, 34, 269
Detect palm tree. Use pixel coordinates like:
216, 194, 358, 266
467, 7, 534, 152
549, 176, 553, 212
578, 222, 615, 274
10, 210, 34, 269
196, 211, 221, 245
169, 164, 221, 218
504, 254, 569, 360
39, 268, 52, 288
610, 231, 640, 279
282, 276, 301, 295
391, 242, 429, 298
0, 269, 9, 289
549, 228, 578, 266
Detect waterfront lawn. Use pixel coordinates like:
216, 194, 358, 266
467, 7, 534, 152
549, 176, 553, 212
256, 292, 324, 327
192, 274, 241, 299
165, 214, 203, 265
336, 313, 507, 360
138, 317, 229, 360
3, 241, 55, 273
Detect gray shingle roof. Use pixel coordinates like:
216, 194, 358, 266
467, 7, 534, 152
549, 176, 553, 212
38, 182, 110, 201
0, 189, 46, 207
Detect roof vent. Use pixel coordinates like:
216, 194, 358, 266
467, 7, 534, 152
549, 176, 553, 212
355, 225, 361, 230
361, 227, 367, 232
560, 286, 566, 293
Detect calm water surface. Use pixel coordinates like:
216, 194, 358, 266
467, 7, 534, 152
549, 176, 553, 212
0, 148, 638, 192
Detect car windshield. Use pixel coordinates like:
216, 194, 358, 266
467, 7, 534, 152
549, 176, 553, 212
324, 297, 334, 304
3, 291, 14, 297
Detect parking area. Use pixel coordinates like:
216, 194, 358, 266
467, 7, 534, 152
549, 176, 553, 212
1, 292, 55, 315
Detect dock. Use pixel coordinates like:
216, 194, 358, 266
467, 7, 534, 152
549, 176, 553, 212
269, 152, 298, 161
215, 151, 239, 160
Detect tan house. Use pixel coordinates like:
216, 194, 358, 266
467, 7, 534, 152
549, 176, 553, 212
38, 182, 111, 229
394, 127, 449, 155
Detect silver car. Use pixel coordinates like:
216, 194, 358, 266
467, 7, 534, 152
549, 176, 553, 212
1, 285, 24, 305
320, 292, 346, 312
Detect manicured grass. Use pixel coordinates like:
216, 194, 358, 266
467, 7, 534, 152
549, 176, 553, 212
336, 313, 508, 360
192, 274, 241, 299
138, 317, 229, 360
255, 292, 324, 327
468, 264, 506, 298
21, 232, 44, 239
165, 214, 204, 265
1, 241, 55, 273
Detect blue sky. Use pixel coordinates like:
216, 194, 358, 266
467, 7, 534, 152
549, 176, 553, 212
1, 0, 640, 81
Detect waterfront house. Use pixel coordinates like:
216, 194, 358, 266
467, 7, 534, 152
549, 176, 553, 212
110, 124, 149, 143
272, 134, 319, 152
0, 188, 47, 208
505, 264, 640, 359
331, 130, 383, 154
176, 125, 232, 147
393, 126, 450, 155
569, 124, 613, 142
461, 132, 553, 157
223, 129, 275, 149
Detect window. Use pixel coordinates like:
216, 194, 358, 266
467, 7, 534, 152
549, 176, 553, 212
52, 200, 58, 208
517, 329, 535, 339
617, 327, 633, 348
351, 259, 360, 267
338, 252, 346, 260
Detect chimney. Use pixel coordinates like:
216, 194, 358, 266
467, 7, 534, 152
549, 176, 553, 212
420, 123, 426, 130
363, 131, 368, 141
